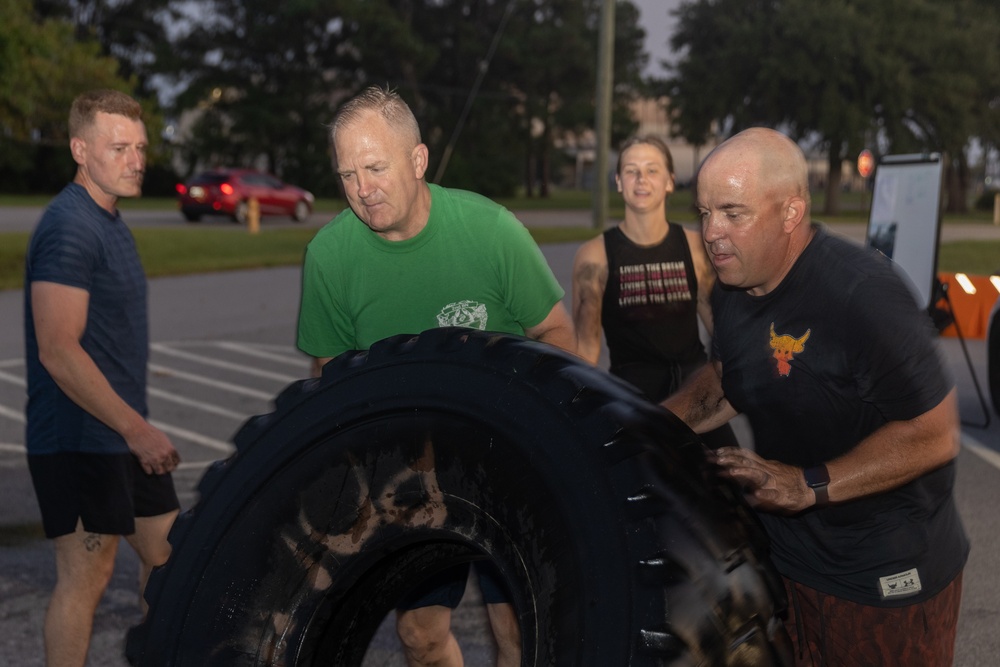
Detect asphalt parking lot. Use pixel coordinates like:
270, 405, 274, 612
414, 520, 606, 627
0, 260, 510, 665
0, 208, 997, 665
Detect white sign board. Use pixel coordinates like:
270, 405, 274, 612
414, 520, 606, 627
865, 153, 944, 309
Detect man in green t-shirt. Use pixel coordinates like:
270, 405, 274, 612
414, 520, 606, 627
297, 86, 575, 667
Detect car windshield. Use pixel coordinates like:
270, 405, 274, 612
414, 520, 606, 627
191, 173, 231, 185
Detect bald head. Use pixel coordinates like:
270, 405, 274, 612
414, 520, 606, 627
695, 128, 814, 296
701, 128, 810, 214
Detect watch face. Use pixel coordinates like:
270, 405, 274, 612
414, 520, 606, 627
804, 465, 830, 487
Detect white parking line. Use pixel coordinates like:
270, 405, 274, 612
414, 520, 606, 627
151, 343, 299, 383
212, 341, 307, 367
0, 419, 232, 455
0, 368, 25, 387
0, 403, 24, 422
964, 435, 1000, 471
149, 419, 234, 454
0, 344, 283, 467
1, 367, 254, 426
147, 387, 250, 421
148, 364, 274, 400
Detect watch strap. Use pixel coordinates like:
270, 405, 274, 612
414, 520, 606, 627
803, 464, 830, 507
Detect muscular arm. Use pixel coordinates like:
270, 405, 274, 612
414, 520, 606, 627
524, 301, 577, 355
570, 237, 607, 364
310, 356, 333, 378
661, 359, 737, 432
714, 388, 961, 513
31, 281, 179, 475
684, 227, 716, 335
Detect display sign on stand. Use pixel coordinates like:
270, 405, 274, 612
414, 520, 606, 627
865, 153, 944, 310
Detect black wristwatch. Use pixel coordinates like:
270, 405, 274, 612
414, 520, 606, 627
803, 464, 830, 507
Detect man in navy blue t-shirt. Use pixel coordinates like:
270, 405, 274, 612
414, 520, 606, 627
24, 89, 180, 666
664, 128, 968, 666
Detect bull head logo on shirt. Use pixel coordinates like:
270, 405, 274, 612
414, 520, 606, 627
769, 323, 811, 377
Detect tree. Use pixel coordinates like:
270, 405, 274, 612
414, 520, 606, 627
488, 0, 607, 197
33, 0, 174, 97
337, 0, 646, 197
894, 0, 1000, 213
0, 0, 147, 191
160, 0, 358, 195
485, 0, 646, 197
663, 0, 1000, 214
158, 0, 647, 198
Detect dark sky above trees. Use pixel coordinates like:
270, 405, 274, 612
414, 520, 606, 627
3, 0, 998, 207
662, 0, 1000, 213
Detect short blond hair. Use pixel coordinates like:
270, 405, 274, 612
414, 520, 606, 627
69, 89, 142, 139
330, 86, 421, 148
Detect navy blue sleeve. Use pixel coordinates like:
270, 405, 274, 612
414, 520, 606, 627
28, 215, 103, 291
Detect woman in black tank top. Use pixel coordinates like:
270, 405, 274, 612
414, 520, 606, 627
571, 135, 737, 448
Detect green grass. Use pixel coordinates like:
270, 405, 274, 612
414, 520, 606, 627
2, 225, 995, 293
132, 228, 317, 278
1, 228, 322, 291
6, 188, 997, 225
0, 232, 29, 291
937, 241, 1000, 276
0, 226, 604, 292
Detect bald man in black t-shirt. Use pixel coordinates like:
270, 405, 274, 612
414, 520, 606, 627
664, 128, 968, 667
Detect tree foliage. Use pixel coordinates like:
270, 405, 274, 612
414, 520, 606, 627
33, 0, 174, 94
156, 0, 355, 194
663, 0, 1000, 214
4, 0, 651, 198
1, 0, 137, 145
157, 0, 646, 199
0, 0, 153, 190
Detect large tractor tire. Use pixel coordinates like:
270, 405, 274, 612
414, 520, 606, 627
129, 328, 791, 666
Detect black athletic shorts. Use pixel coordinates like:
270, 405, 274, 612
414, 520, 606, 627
28, 451, 179, 539
396, 562, 511, 610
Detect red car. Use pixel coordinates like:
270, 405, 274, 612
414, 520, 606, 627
176, 169, 314, 224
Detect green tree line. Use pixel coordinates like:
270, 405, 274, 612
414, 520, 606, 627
2, 0, 998, 208
2, 0, 648, 198
661, 0, 1000, 214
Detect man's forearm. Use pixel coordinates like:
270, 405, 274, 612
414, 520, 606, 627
40, 341, 179, 474
661, 362, 736, 433
39, 342, 148, 438
714, 388, 960, 513
525, 302, 578, 356
823, 388, 960, 503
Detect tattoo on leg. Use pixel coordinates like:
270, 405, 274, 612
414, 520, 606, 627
84, 533, 102, 552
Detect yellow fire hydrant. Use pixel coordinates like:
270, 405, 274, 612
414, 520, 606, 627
248, 197, 261, 234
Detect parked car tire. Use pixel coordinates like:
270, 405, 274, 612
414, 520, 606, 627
182, 210, 201, 223
128, 328, 791, 666
234, 200, 249, 225
292, 200, 311, 222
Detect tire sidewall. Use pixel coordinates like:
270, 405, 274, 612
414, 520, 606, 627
136, 331, 788, 666
142, 354, 642, 664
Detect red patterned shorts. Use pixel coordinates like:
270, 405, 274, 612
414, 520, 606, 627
782, 572, 963, 667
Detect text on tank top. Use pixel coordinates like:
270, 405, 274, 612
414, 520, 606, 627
600, 223, 704, 369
